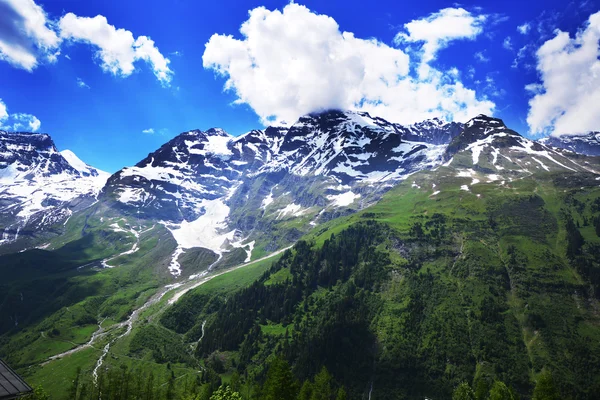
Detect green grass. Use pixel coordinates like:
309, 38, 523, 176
23, 347, 102, 397
180, 252, 284, 297
260, 323, 288, 336
264, 267, 292, 285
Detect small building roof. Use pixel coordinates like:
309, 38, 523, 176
0, 359, 33, 400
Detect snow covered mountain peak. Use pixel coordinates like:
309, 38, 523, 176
539, 131, 600, 157
0, 131, 109, 250
0, 130, 71, 177
257, 109, 449, 183
102, 110, 467, 275
445, 115, 597, 176
60, 149, 109, 179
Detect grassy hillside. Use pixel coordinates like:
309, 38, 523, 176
158, 168, 600, 399
2, 165, 600, 399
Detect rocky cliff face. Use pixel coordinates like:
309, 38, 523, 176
0, 131, 108, 252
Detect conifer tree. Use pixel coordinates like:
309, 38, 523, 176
263, 357, 299, 400
298, 380, 313, 400
311, 367, 333, 400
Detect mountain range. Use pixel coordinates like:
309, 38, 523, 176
1, 111, 599, 400
2, 111, 596, 266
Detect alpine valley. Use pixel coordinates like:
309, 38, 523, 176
1, 111, 600, 400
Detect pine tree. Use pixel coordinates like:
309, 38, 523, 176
298, 380, 313, 400
310, 367, 333, 400
263, 357, 299, 400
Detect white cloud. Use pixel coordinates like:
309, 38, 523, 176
511, 45, 530, 69
0, 0, 60, 70
524, 83, 543, 94
517, 22, 531, 35
76, 77, 90, 89
0, 0, 173, 84
203, 3, 494, 126
0, 98, 41, 131
0, 99, 7, 121
394, 7, 487, 76
142, 128, 154, 134
474, 51, 489, 63
527, 11, 600, 136
503, 36, 513, 50
59, 13, 173, 85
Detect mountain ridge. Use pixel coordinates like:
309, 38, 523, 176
0, 130, 109, 252
1, 111, 599, 266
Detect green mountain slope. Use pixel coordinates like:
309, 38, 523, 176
159, 166, 600, 399
2, 117, 600, 399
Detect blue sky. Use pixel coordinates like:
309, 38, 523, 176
0, 0, 598, 172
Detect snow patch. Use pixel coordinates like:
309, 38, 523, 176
327, 191, 360, 207
118, 188, 151, 205
456, 169, 476, 178
168, 247, 185, 277
276, 203, 305, 219
164, 198, 236, 254
261, 189, 274, 209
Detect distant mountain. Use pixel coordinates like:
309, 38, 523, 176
539, 132, 600, 157
0, 131, 109, 252
2, 112, 597, 272
445, 115, 597, 176
101, 110, 462, 275
257, 110, 454, 182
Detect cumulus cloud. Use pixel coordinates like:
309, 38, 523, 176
59, 13, 173, 85
142, 128, 154, 134
0, 0, 60, 70
527, 11, 600, 136
503, 36, 513, 50
395, 7, 487, 76
0, 0, 172, 84
0, 98, 41, 131
203, 3, 493, 126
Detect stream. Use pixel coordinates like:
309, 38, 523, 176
42, 245, 292, 384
